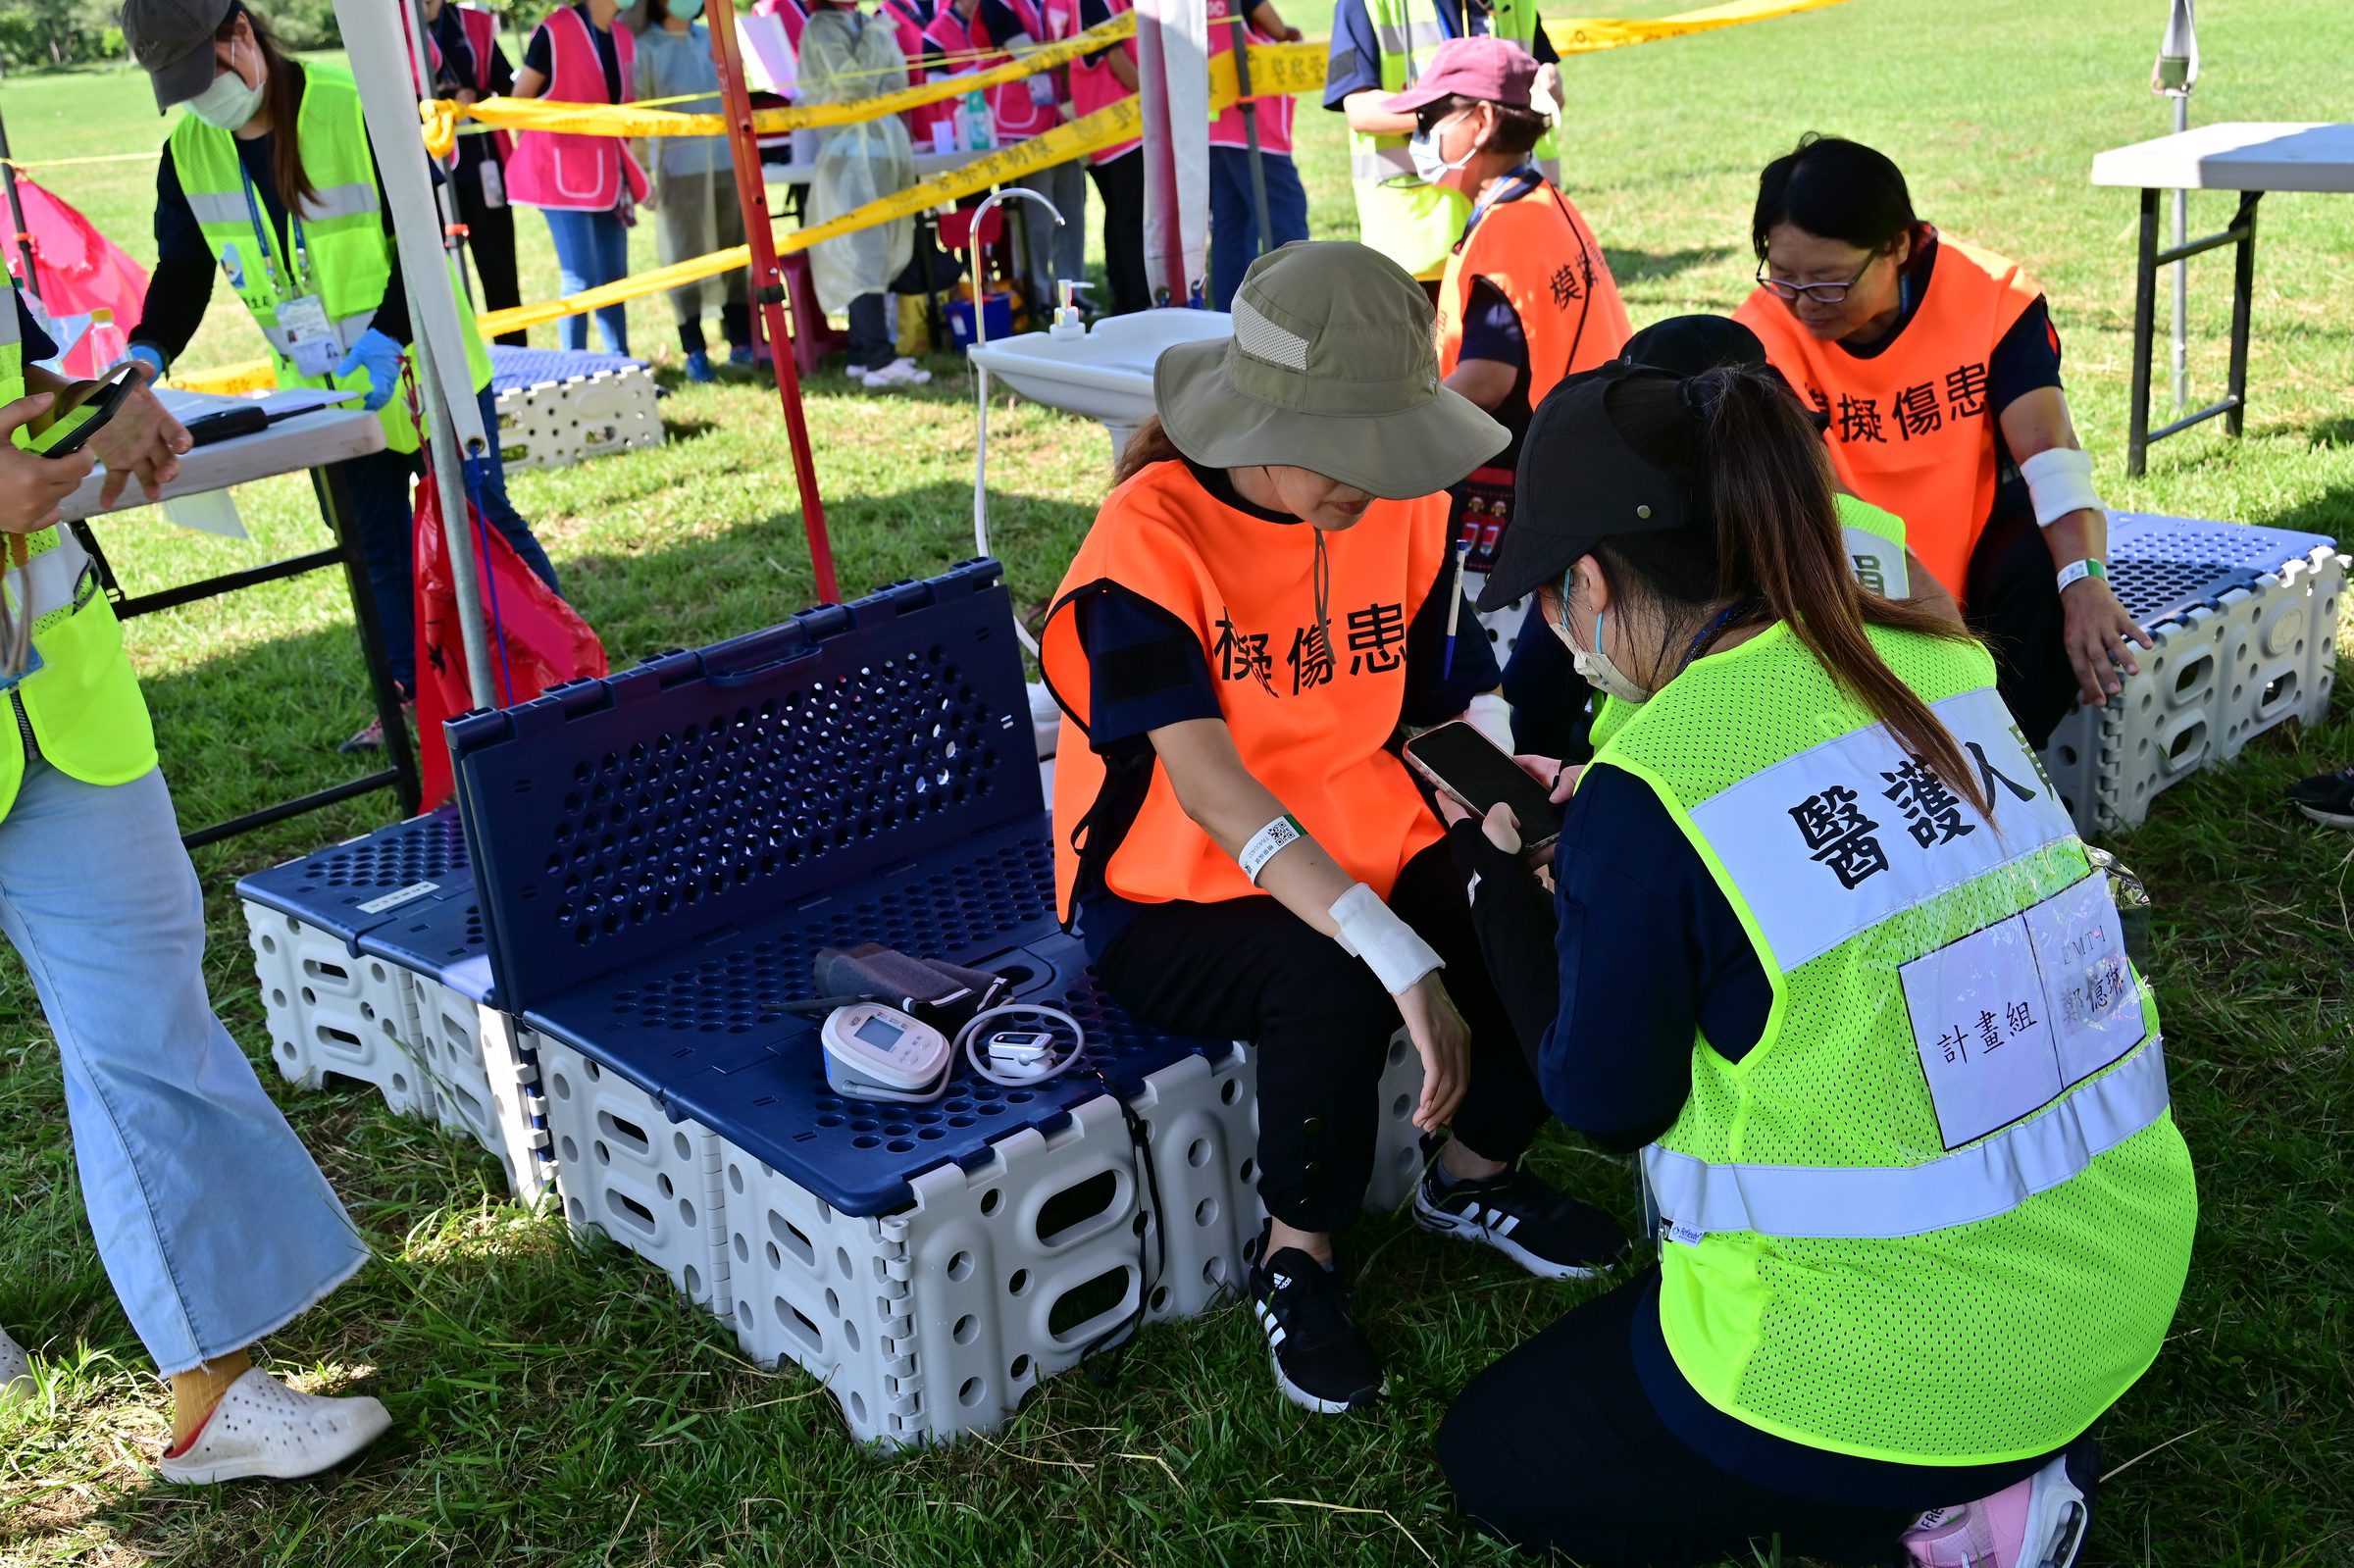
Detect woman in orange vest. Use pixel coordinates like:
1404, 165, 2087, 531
1041, 242, 1626, 1417
1734, 134, 2150, 749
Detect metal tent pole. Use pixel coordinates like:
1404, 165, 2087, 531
0, 107, 43, 303
703, 0, 841, 603
1228, 16, 1273, 264
2170, 93, 2188, 415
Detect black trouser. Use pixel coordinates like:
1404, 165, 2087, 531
1443, 1278, 1924, 1567
1096, 840, 1550, 1233
455, 156, 527, 349
1965, 503, 2080, 751
845, 292, 893, 372
680, 304, 753, 357
1087, 148, 1150, 316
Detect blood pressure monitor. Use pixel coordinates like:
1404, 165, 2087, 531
820, 1002, 954, 1104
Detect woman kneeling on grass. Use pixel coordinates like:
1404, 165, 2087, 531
1432, 361, 2197, 1567
1039, 241, 1625, 1415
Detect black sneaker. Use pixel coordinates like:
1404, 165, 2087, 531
1413, 1149, 1630, 1281
2287, 764, 2354, 828
1247, 1240, 1386, 1415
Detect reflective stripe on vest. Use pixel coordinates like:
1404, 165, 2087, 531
169, 63, 491, 455
1734, 234, 2039, 603
1645, 1034, 2171, 1243
0, 291, 159, 822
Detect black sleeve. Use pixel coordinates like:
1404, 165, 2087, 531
1529, 20, 1557, 63
1987, 295, 2063, 417
522, 23, 553, 76
486, 34, 517, 95
128, 152, 217, 363
975, 0, 1030, 44
1075, 583, 1222, 755
1400, 547, 1500, 726
14, 290, 56, 361
361, 126, 415, 347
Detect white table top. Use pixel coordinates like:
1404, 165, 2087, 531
63, 394, 386, 525
2090, 122, 2354, 193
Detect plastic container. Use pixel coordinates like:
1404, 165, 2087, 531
946, 291, 1016, 352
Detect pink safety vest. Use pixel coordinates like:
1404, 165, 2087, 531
1042, 0, 1136, 163
1206, 0, 1290, 153
453, 6, 515, 161
506, 4, 650, 210
881, 0, 955, 148
970, 0, 1061, 143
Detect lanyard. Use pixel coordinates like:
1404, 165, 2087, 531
1680, 601, 1758, 673
1461, 165, 1544, 239
236, 158, 311, 301
1434, 0, 1492, 41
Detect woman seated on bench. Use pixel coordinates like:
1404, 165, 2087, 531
1039, 241, 1625, 1417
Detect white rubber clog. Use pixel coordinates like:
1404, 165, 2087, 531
0, 1327, 31, 1406
155, 1367, 390, 1485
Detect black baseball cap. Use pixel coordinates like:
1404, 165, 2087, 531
1476, 361, 1707, 612
1620, 314, 1767, 377
123, 0, 238, 112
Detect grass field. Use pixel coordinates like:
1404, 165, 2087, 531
1, 0, 2351, 1563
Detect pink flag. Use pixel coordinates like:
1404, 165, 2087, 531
10, 172, 150, 379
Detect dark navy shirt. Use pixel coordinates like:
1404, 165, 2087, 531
1072, 457, 1498, 957
523, 2, 625, 101
1324, 0, 1556, 108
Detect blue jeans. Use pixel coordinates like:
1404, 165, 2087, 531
345, 384, 562, 694
540, 206, 632, 354
1208, 146, 1309, 311
0, 763, 366, 1375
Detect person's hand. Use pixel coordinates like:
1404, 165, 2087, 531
1512, 752, 1579, 805
333, 328, 406, 413
455, 86, 480, 107
1278, 25, 1303, 41
2062, 576, 2153, 706
641, 177, 662, 213
0, 395, 96, 535
90, 361, 192, 509
1533, 61, 1561, 115
1395, 973, 1469, 1132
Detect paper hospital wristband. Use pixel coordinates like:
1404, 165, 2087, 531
1239, 814, 1308, 885
1328, 882, 1444, 995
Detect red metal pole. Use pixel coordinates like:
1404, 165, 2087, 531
702, 0, 841, 604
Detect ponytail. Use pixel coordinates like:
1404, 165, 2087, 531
1694, 366, 1990, 817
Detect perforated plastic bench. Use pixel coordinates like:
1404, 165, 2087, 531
487, 345, 660, 473
2039, 511, 2345, 834
445, 561, 1260, 1445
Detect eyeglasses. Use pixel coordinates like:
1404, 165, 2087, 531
1754, 256, 1875, 305
1414, 105, 1467, 137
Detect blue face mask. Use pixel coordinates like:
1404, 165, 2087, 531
671, 0, 705, 19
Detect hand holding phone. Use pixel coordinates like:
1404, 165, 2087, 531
0, 393, 96, 535
24, 363, 141, 460
1404, 720, 1563, 852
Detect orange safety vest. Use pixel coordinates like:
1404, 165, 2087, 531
1040, 460, 1450, 924
1436, 176, 1631, 400
1735, 233, 2040, 604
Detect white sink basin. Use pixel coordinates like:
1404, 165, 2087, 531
967, 308, 1232, 461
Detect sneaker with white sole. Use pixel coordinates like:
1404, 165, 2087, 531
861, 357, 931, 388
1901, 1450, 2092, 1568
156, 1367, 391, 1485
0, 1327, 31, 1407
1246, 1239, 1385, 1414
2287, 763, 2354, 828
1412, 1141, 1630, 1281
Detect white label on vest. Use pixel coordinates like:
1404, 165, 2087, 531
1685, 686, 2076, 973
1843, 526, 1910, 599
280, 295, 339, 378
1901, 871, 2145, 1150
355, 881, 440, 915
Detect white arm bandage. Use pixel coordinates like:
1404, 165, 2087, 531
1238, 814, 1306, 885
1328, 882, 1444, 995
2019, 446, 2104, 528
1463, 690, 1513, 753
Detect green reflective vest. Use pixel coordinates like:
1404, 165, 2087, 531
1586, 493, 1910, 753
1596, 622, 2195, 1464
0, 294, 158, 822
1349, 0, 1555, 281
166, 63, 491, 456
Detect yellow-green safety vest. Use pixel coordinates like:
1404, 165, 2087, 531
1595, 621, 2195, 1465
1587, 493, 1910, 752
166, 63, 491, 456
0, 294, 158, 823
1348, 0, 1557, 281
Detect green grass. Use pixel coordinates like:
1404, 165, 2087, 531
3, 0, 2352, 1562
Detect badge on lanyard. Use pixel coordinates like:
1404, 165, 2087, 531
478, 158, 507, 210
279, 295, 340, 379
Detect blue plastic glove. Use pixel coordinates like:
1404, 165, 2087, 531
125, 342, 169, 382
333, 328, 404, 413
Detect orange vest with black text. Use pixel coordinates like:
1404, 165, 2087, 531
1435, 177, 1631, 400
1040, 460, 1450, 924
1736, 234, 2040, 603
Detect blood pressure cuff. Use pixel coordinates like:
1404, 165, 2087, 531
812, 943, 1011, 1030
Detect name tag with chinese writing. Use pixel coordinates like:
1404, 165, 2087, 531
1900, 871, 2145, 1150
280, 295, 340, 379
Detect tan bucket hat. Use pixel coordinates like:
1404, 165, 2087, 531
1153, 241, 1508, 500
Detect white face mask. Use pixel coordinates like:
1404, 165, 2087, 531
1407, 112, 1475, 184
186, 42, 264, 130
1554, 597, 1651, 706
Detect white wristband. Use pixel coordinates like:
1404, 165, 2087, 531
2056, 558, 2108, 594
1463, 690, 1513, 753
1238, 814, 1306, 885
2019, 446, 2103, 529
1328, 882, 1444, 995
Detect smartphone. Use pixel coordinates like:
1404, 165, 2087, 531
26, 363, 140, 459
1404, 721, 1562, 850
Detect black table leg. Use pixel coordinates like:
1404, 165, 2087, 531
2127, 186, 2160, 479
2225, 190, 2262, 440
314, 461, 422, 819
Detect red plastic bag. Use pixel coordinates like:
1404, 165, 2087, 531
413, 469, 607, 807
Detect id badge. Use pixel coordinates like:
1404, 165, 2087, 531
280, 295, 340, 379
478, 159, 507, 210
